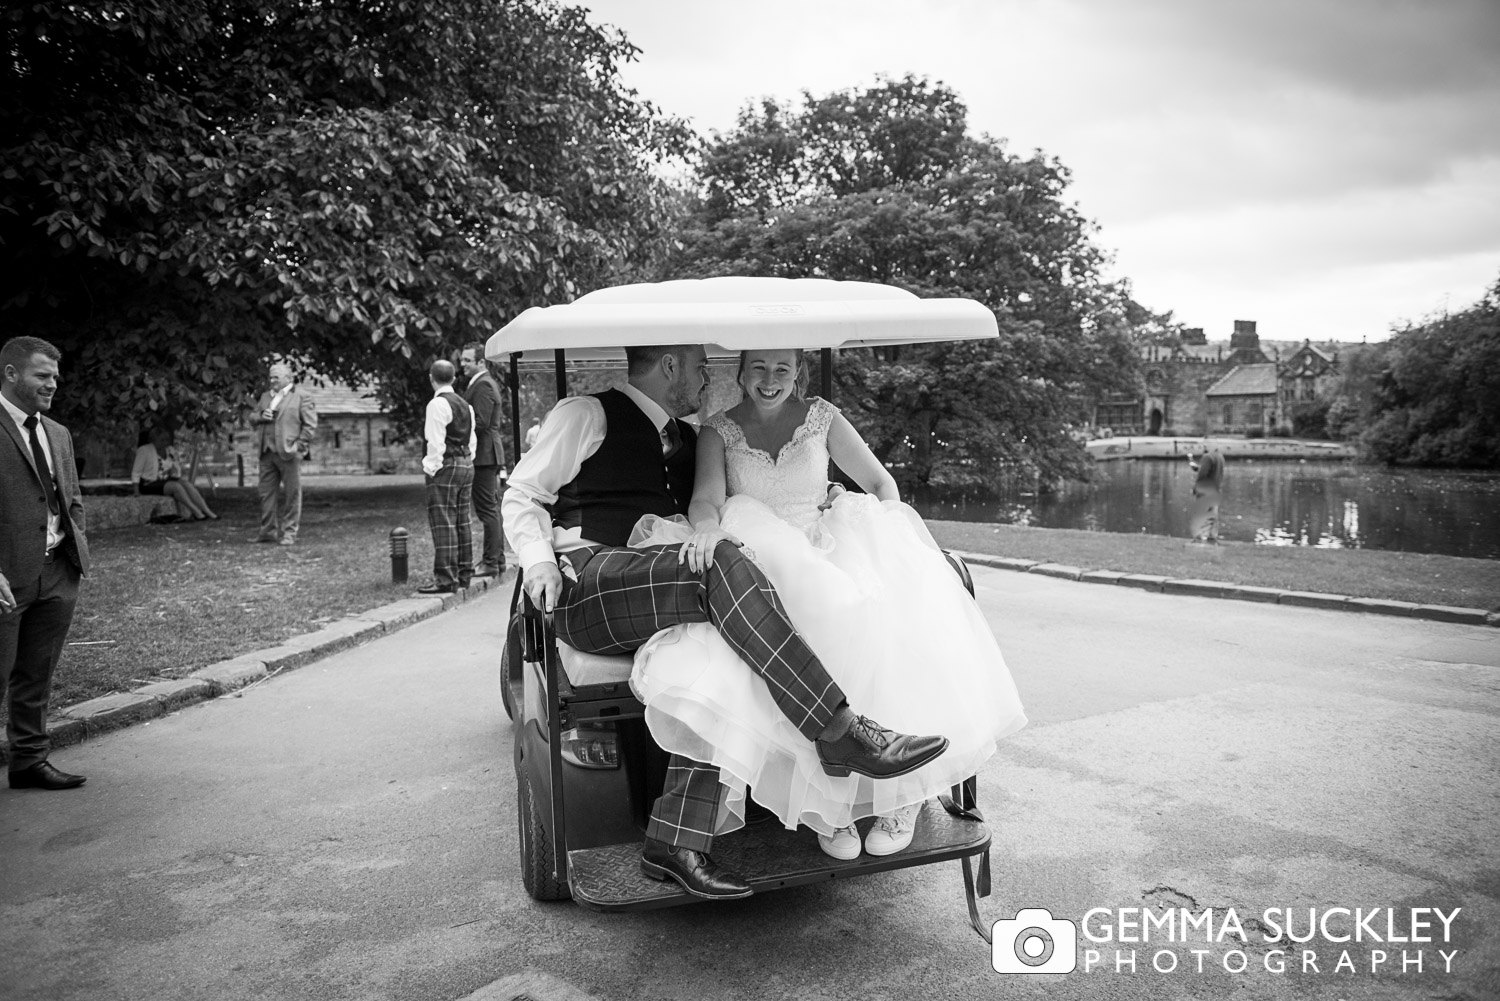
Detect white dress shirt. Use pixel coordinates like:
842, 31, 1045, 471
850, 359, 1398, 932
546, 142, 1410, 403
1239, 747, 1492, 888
422, 387, 478, 476
2, 393, 64, 552
501, 383, 675, 572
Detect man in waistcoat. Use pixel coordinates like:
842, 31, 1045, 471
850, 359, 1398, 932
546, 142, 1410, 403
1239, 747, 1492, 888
418, 359, 477, 595
0, 336, 91, 790
458, 342, 507, 577
502, 344, 948, 900
250, 361, 317, 546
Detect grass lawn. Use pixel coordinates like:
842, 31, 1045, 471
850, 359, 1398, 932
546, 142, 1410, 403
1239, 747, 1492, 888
41, 478, 1498, 712
927, 521, 1500, 612
52, 475, 509, 709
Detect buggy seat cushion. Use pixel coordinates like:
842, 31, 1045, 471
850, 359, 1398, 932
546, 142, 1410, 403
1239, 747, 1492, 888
557, 642, 635, 688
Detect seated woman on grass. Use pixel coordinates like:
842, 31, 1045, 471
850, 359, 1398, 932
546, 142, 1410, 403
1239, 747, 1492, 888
131, 428, 218, 521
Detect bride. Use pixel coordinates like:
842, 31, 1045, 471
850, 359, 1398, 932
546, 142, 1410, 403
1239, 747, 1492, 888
629, 348, 1027, 860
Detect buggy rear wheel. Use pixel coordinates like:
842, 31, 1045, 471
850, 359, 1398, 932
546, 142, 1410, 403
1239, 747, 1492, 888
518, 769, 570, 901
499, 615, 524, 721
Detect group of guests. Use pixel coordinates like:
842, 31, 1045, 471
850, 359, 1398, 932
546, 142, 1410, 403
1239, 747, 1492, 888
413, 343, 509, 594
127, 360, 316, 538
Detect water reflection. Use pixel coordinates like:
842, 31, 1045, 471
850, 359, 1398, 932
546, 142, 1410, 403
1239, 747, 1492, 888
909, 461, 1500, 560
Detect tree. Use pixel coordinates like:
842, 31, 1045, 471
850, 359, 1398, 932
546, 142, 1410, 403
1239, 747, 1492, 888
1358, 274, 1500, 468
1, 0, 691, 438
665, 75, 1141, 489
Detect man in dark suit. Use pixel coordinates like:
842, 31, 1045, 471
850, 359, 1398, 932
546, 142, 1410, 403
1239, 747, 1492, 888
250, 362, 317, 546
0, 336, 91, 791
502, 344, 947, 900
459, 342, 506, 576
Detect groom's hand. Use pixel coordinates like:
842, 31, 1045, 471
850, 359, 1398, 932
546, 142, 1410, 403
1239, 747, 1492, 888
524, 562, 564, 613
679, 526, 741, 574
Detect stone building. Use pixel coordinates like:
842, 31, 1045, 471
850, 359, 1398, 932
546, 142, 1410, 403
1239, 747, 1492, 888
1204, 363, 1281, 435
298, 382, 422, 474
1093, 320, 1339, 437
1279, 340, 1340, 429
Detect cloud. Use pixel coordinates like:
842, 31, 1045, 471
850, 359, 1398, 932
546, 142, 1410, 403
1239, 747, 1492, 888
582, 0, 1500, 338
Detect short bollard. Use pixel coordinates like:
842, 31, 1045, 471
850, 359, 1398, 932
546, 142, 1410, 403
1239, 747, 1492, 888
389, 527, 409, 584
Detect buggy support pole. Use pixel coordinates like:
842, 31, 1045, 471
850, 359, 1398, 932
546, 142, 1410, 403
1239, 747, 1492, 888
554, 348, 567, 401
820, 347, 833, 401
542, 610, 569, 888
508, 353, 522, 467
941, 776, 994, 943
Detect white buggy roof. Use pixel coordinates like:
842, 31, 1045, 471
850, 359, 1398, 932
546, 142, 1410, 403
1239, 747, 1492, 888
485, 277, 998, 362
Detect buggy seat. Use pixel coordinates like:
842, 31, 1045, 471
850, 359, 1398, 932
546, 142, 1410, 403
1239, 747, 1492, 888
557, 644, 635, 688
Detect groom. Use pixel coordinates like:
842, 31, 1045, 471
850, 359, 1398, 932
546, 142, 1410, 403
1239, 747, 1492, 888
501, 344, 948, 900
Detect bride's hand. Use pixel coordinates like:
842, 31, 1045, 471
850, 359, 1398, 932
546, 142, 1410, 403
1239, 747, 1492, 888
679, 526, 741, 574
818, 483, 847, 511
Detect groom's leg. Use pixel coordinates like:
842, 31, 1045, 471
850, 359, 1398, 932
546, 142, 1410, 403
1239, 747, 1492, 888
553, 543, 845, 742
646, 755, 721, 852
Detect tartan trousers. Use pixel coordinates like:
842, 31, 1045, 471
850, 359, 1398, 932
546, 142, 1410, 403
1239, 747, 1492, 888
554, 541, 847, 852
426, 460, 474, 588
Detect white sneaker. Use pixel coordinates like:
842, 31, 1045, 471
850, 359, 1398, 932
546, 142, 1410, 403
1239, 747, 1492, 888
864, 802, 921, 856
817, 824, 862, 860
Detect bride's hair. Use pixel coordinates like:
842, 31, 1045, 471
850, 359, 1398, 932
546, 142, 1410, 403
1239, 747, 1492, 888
737, 349, 810, 402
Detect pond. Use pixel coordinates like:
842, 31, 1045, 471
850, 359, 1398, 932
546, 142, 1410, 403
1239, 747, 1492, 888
909, 460, 1500, 560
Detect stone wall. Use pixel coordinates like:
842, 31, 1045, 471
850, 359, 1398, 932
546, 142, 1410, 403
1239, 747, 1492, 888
304, 414, 421, 475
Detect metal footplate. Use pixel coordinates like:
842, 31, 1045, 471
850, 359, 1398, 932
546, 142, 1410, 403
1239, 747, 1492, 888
566, 799, 990, 912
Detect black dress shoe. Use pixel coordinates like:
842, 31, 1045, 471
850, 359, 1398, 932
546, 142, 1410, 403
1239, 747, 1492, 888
816, 715, 949, 779
743, 799, 779, 826
415, 583, 457, 594
640, 839, 753, 900
472, 564, 500, 578
9, 761, 87, 790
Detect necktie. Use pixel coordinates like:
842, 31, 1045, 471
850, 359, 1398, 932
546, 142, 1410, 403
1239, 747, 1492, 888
24, 414, 60, 516
662, 419, 682, 459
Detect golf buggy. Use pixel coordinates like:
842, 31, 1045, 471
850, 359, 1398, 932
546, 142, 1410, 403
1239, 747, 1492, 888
486, 277, 1000, 939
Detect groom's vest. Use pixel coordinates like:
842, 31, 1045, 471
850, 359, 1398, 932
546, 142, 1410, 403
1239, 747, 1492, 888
550, 389, 697, 547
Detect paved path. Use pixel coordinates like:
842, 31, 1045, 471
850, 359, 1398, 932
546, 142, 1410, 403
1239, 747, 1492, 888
2, 568, 1496, 1001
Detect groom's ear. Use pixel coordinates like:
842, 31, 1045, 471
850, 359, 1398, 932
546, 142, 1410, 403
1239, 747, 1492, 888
659, 351, 678, 380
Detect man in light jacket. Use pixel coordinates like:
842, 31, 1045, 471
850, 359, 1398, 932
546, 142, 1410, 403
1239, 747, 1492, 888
250, 362, 317, 545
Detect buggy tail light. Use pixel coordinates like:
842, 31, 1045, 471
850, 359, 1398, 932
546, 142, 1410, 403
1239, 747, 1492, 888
560, 725, 620, 769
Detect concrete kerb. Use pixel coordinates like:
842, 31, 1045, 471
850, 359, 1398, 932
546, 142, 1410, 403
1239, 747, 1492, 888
47, 570, 518, 753
953, 550, 1497, 628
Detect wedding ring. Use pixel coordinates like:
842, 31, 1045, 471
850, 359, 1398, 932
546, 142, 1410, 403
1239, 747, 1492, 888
686, 542, 697, 548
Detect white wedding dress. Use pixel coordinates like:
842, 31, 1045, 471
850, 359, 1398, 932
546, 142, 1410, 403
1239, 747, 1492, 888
629, 398, 1027, 837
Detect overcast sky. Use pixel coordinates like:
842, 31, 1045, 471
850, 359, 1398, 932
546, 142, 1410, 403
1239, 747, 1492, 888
580, 0, 1500, 342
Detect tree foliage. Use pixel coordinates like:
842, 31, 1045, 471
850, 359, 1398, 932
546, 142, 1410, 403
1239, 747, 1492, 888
1, 0, 690, 436
664, 75, 1142, 489
1358, 274, 1500, 468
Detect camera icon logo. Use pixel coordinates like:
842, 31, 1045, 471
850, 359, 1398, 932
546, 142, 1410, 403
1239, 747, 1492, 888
991, 908, 1078, 975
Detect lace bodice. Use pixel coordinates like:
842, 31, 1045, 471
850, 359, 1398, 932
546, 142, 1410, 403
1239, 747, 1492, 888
707, 398, 838, 531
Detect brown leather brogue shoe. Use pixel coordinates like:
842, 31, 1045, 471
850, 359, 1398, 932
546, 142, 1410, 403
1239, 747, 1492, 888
9, 761, 87, 791
640, 839, 753, 900
816, 715, 948, 779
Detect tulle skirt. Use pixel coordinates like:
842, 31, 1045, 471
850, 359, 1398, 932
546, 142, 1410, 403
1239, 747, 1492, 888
629, 492, 1027, 838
